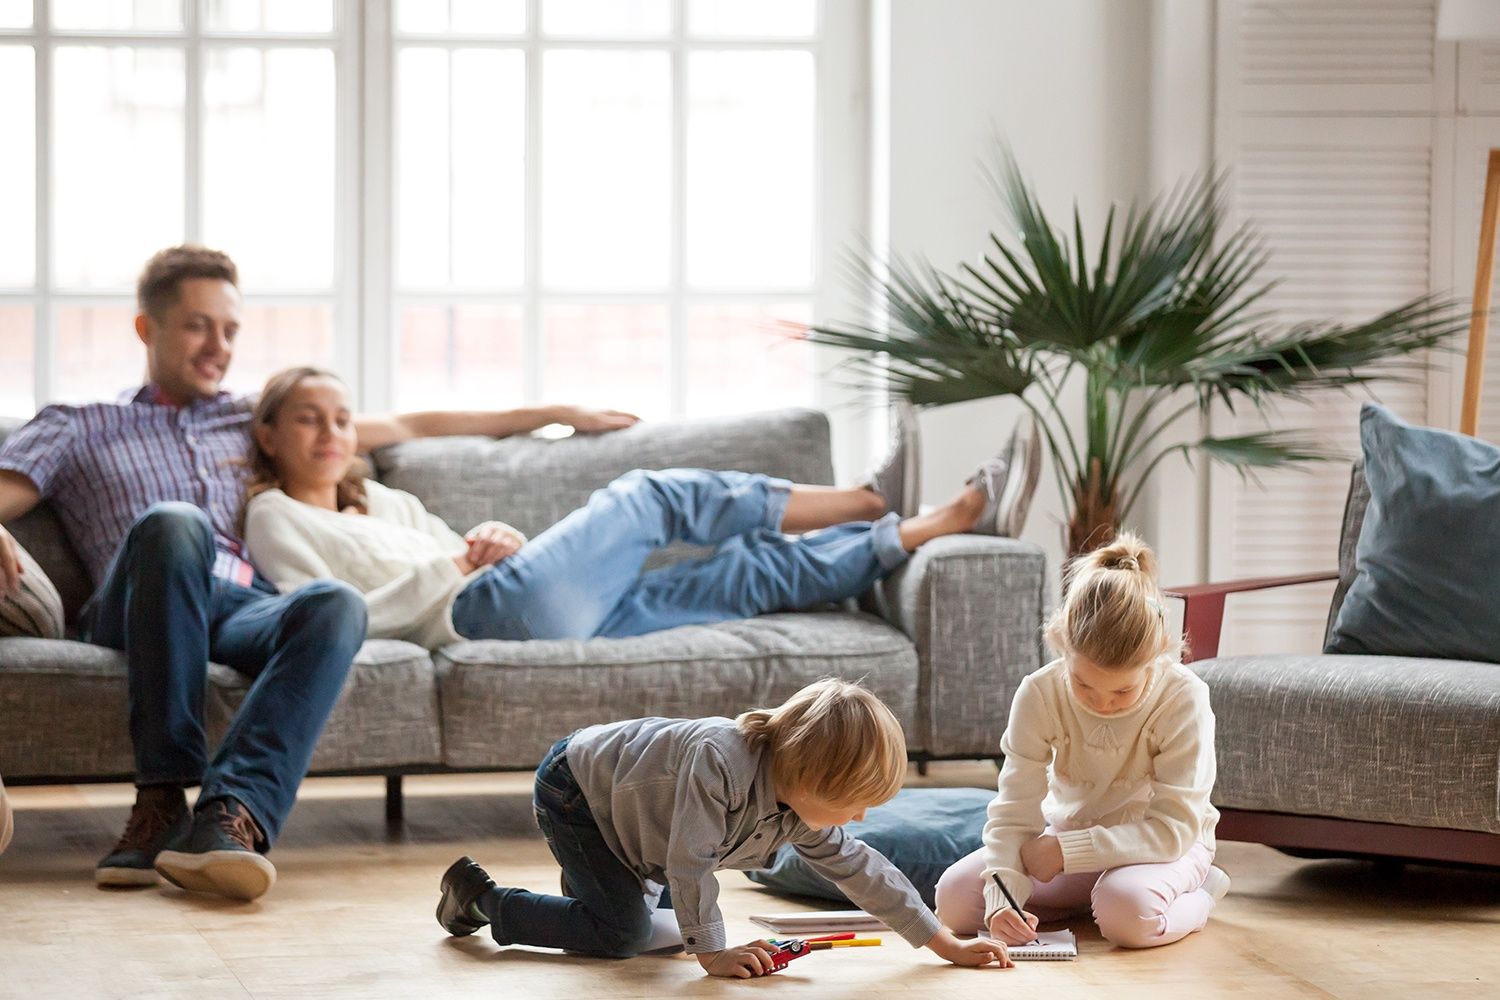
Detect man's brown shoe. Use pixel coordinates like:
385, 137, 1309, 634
95, 785, 189, 888
155, 798, 276, 902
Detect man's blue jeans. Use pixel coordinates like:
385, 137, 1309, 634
81, 502, 367, 845
451, 469, 908, 641
482, 736, 665, 957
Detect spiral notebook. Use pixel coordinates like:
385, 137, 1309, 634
981, 928, 1078, 961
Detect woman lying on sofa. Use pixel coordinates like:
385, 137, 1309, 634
239, 367, 1030, 649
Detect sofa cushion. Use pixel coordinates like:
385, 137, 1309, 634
206, 639, 442, 772
1190, 653, 1500, 833
1326, 403, 1500, 662
744, 786, 994, 908
435, 611, 919, 769
370, 409, 836, 566
1323, 461, 1368, 645
0, 638, 441, 779
0, 537, 64, 639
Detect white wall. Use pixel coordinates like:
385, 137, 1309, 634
870, 0, 1184, 596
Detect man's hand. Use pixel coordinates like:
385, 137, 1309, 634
553, 406, 639, 434
925, 927, 1012, 968
696, 940, 780, 979
463, 522, 524, 569
1020, 833, 1065, 883
0, 525, 22, 597
986, 907, 1040, 946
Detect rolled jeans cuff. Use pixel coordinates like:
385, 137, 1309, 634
759, 477, 794, 531
870, 512, 909, 571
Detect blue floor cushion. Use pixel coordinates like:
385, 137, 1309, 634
745, 786, 993, 908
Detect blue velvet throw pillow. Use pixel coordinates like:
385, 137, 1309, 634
1325, 403, 1500, 662
744, 786, 993, 908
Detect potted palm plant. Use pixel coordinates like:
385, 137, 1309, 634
808, 148, 1470, 556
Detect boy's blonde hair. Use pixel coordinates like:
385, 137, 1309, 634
736, 679, 907, 808
1045, 532, 1181, 670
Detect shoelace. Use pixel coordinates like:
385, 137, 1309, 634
114, 797, 182, 852
208, 801, 261, 851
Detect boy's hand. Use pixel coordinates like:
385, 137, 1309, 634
926, 928, 1013, 969
464, 522, 524, 568
987, 907, 1040, 946
697, 940, 780, 979
1020, 833, 1065, 882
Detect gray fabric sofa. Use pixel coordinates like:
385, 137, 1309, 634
1171, 463, 1500, 865
0, 408, 1047, 817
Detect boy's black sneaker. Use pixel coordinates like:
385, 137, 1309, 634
437, 855, 498, 937
96, 785, 189, 888
154, 797, 276, 902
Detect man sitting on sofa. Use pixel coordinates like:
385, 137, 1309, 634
0, 245, 637, 901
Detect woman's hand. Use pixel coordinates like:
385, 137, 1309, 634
986, 907, 1039, 946
463, 522, 524, 569
555, 405, 639, 434
925, 927, 1012, 968
696, 940, 780, 979
1020, 833, 1065, 882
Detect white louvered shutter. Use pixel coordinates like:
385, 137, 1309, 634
1211, 0, 1448, 656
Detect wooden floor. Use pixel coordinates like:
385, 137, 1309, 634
2, 763, 1498, 999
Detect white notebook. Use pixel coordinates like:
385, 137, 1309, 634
981, 928, 1078, 961
748, 909, 889, 934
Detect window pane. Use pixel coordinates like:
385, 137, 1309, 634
395, 304, 524, 410
542, 51, 670, 290
396, 48, 525, 289
219, 303, 335, 397
0, 0, 30, 28
542, 0, 670, 37
543, 305, 668, 419
395, 0, 525, 34
684, 304, 813, 417
0, 46, 34, 287
54, 304, 142, 404
687, 52, 814, 289
54, 47, 184, 290
0, 305, 33, 417
204, 48, 335, 290
688, 0, 815, 37
52, 0, 182, 31
205, 0, 334, 33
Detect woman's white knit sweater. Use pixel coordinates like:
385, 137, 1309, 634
980, 656, 1218, 921
243, 481, 520, 649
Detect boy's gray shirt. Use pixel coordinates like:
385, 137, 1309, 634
566, 716, 943, 955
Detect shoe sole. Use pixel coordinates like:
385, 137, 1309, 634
996, 419, 1041, 537
95, 865, 161, 888
155, 848, 276, 901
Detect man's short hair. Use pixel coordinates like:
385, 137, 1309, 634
137, 245, 239, 319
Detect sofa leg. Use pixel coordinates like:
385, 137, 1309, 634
385, 774, 404, 827
916, 760, 929, 777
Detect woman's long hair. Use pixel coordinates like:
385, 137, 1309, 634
237, 366, 368, 537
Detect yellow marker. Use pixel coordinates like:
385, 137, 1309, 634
807, 938, 883, 950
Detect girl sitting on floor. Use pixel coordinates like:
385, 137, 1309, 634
934, 533, 1229, 949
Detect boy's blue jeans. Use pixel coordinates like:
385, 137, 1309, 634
482, 736, 666, 957
450, 468, 908, 642
81, 502, 367, 844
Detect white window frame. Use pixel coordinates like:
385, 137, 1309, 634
5, 1, 874, 474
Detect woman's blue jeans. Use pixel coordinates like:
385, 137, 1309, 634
450, 469, 907, 641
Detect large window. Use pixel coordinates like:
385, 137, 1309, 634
2, 1, 862, 432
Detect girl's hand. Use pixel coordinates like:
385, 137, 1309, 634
555, 406, 640, 434
987, 907, 1040, 946
697, 940, 780, 979
926, 927, 1012, 968
464, 522, 524, 569
1020, 833, 1065, 882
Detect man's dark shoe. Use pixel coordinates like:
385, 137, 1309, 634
96, 785, 189, 888
154, 797, 276, 901
437, 855, 498, 937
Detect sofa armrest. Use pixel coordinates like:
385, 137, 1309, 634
869, 534, 1047, 758
1164, 572, 1337, 663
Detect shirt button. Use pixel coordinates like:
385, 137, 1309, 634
754, 833, 762, 840
686, 936, 696, 945
185, 433, 196, 445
